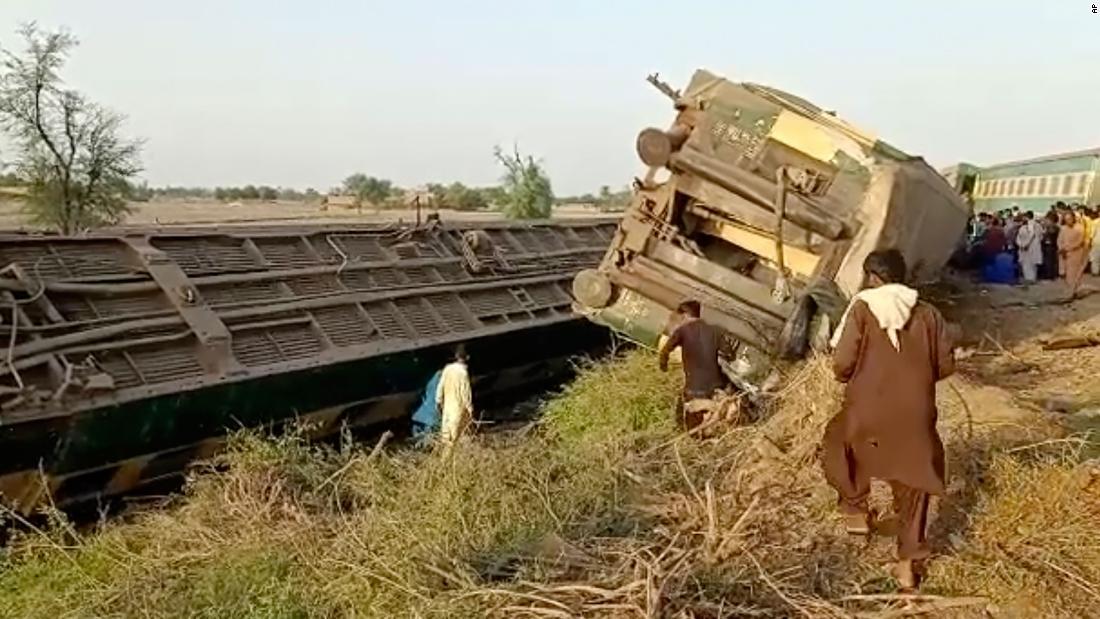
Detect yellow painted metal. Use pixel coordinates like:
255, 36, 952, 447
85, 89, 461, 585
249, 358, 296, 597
299, 405, 347, 439
105, 455, 156, 495
0, 469, 54, 514
697, 218, 821, 277
768, 111, 839, 165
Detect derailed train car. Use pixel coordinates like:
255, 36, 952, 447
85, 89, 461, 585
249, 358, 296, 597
573, 69, 969, 390
0, 219, 616, 513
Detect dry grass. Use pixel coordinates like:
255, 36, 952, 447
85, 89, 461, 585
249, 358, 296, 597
928, 448, 1100, 617
0, 351, 1097, 618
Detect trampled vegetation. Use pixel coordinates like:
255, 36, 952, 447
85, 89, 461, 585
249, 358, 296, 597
0, 352, 1097, 618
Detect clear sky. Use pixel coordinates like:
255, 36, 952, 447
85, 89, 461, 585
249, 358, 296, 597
0, 1, 1097, 195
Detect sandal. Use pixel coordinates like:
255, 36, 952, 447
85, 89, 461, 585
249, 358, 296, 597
843, 511, 872, 535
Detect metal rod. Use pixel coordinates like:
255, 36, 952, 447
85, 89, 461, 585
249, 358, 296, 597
670, 148, 846, 240
6, 272, 573, 362
0, 247, 601, 295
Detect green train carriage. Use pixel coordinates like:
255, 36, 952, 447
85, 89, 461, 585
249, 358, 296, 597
970, 148, 1100, 213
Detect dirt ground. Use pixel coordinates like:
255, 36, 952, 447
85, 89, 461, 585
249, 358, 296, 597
0, 198, 611, 230
934, 271, 1100, 418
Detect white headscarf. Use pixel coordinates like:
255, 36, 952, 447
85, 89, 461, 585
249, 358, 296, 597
829, 283, 919, 351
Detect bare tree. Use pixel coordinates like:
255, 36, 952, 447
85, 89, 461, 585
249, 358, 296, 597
0, 24, 142, 234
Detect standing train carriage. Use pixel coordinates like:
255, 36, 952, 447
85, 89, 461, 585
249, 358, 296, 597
968, 148, 1100, 213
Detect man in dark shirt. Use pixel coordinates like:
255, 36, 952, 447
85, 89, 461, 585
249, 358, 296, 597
658, 300, 729, 432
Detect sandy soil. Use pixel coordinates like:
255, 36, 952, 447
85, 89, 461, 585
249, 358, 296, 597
0, 198, 613, 230
934, 270, 1100, 422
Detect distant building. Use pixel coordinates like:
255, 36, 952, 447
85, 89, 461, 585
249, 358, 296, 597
967, 148, 1100, 213
323, 194, 361, 209
403, 186, 434, 208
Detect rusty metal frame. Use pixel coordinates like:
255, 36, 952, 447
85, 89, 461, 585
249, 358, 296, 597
0, 218, 617, 422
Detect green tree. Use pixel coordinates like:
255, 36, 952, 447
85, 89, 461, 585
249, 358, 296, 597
125, 180, 152, 202
480, 185, 507, 207
0, 24, 142, 233
425, 182, 446, 207
277, 187, 294, 201
600, 185, 632, 212
259, 185, 278, 201
342, 173, 392, 206
493, 145, 553, 219
598, 185, 612, 203
443, 182, 488, 211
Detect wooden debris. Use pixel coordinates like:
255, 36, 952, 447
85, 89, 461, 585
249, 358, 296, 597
1041, 333, 1100, 351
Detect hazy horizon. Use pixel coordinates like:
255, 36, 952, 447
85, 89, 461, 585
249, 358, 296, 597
1, 1, 1097, 195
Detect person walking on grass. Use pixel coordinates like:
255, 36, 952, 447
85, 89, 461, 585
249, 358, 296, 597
658, 300, 730, 434
436, 345, 473, 454
822, 249, 956, 591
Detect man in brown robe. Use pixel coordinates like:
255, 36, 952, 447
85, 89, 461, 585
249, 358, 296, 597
1059, 211, 1088, 298
658, 300, 729, 433
822, 250, 955, 590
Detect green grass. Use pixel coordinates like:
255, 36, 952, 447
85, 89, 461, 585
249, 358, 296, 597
1, 351, 1098, 618
0, 351, 678, 618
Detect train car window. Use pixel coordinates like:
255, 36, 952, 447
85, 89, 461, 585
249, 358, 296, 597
1037, 177, 1047, 195
1078, 174, 1091, 195
1062, 175, 1074, 196
1026, 178, 1037, 196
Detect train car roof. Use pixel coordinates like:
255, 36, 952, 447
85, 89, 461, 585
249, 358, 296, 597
982, 147, 1100, 171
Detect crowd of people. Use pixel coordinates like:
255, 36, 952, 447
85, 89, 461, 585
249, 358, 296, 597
965, 201, 1100, 297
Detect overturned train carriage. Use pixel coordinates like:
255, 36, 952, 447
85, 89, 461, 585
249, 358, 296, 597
573, 69, 969, 388
0, 219, 616, 513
